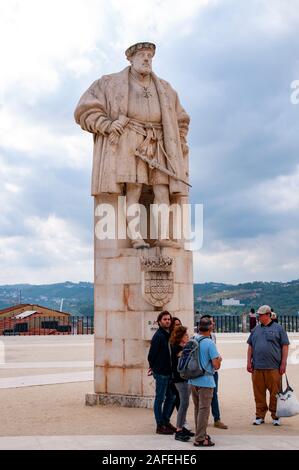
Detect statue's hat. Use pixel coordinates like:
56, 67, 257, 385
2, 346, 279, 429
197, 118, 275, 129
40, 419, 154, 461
125, 42, 156, 59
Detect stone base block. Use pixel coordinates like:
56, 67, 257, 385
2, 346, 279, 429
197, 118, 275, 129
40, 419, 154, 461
85, 392, 154, 409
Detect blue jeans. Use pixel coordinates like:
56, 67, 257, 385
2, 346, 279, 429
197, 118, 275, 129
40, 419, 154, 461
153, 373, 176, 426
211, 371, 220, 421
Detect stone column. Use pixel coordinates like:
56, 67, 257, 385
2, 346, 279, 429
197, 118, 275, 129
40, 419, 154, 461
86, 194, 194, 408
242, 313, 248, 333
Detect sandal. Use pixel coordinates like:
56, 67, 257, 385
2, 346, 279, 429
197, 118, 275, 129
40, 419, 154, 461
194, 436, 215, 447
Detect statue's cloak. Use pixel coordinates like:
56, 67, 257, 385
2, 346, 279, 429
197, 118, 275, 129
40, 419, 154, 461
74, 66, 189, 196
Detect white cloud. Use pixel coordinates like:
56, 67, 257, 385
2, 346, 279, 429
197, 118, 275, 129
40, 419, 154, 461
0, 152, 31, 223
0, 0, 298, 285
0, 0, 212, 100
0, 215, 92, 284
110, 0, 213, 46
0, 0, 109, 99
0, 107, 91, 169
66, 57, 94, 78
254, 1, 299, 36
0, 0, 213, 182
194, 229, 299, 283
253, 165, 299, 213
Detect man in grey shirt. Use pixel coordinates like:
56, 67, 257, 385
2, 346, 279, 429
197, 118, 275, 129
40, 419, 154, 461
247, 305, 289, 426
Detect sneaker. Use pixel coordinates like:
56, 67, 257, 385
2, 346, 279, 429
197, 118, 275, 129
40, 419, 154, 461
156, 425, 174, 435
182, 427, 195, 437
165, 422, 177, 433
252, 418, 265, 425
175, 431, 190, 442
214, 420, 228, 429
272, 418, 281, 426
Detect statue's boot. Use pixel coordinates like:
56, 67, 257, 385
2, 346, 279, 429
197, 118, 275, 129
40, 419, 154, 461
154, 239, 182, 249
131, 239, 150, 249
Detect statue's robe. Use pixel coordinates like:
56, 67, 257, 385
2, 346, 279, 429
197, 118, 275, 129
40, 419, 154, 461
74, 66, 190, 196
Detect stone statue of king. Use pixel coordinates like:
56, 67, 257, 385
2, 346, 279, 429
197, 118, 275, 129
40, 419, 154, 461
74, 42, 190, 248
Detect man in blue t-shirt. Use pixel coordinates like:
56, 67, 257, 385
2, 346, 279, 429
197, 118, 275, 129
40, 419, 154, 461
189, 317, 222, 447
201, 314, 228, 429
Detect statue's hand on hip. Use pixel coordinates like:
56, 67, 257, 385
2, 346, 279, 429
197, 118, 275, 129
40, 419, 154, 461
108, 132, 120, 145
108, 116, 130, 145
109, 119, 125, 136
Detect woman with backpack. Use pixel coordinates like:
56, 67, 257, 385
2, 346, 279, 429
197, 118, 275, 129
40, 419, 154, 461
170, 325, 195, 442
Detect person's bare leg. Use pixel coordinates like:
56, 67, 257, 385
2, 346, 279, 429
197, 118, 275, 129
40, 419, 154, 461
126, 183, 149, 248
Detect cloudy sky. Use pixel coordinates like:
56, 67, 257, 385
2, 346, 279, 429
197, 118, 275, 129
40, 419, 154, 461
0, 0, 298, 284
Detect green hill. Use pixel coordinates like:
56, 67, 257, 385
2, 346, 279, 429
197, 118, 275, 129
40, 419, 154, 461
194, 280, 299, 316
0, 282, 93, 316
0, 280, 298, 317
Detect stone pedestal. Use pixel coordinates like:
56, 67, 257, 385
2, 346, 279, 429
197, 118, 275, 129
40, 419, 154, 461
88, 194, 194, 407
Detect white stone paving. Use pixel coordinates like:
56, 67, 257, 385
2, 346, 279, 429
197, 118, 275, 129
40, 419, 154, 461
0, 434, 298, 450
1, 334, 298, 450
0, 371, 93, 389
0, 331, 298, 388
1, 341, 92, 348
0, 358, 247, 389
0, 361, 93, 369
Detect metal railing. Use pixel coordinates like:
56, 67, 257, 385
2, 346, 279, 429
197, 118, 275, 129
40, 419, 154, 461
214, 315, 243, 333
196, 315, 299, 333
2, 313, 298, 336
0, 316, 94, 336
278, 315, 299, 332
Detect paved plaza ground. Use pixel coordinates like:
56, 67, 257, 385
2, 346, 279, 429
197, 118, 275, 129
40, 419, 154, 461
0, 334, 298, 450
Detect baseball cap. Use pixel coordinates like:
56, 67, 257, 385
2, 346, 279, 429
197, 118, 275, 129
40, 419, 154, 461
257, 305, 271, 315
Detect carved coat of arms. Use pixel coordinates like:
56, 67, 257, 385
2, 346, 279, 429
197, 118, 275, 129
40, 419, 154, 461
141, 256, 174, 307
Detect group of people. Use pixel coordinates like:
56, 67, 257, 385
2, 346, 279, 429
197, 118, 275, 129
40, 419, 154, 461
148, 311, 227, 447
148, 305, 289, 447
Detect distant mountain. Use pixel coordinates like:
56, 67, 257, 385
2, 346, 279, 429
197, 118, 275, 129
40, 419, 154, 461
194, 280, 299, 316
0, 280, 298, 316
0, 282, 93, 316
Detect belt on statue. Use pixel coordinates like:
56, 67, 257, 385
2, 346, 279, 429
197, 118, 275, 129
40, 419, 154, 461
128, 118, 163, 131
128, 119, 176, 175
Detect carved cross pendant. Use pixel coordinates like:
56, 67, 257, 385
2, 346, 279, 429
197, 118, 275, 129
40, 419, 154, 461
143, 87, 152, 99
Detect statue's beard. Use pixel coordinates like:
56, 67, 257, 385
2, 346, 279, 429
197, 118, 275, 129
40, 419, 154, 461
134, 64, 152, 75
